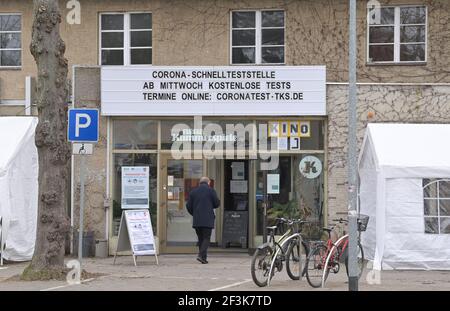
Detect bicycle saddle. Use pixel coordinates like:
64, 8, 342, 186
322, 227, 333, 233
267, 226, 278, 231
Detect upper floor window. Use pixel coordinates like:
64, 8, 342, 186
100, 13, 152, 66
0, 14, 21, 67
368, 6, 426, 64
231, 10, 285, 64
423, 179, 450, 234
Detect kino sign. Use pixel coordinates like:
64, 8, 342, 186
101, 66, 326, 116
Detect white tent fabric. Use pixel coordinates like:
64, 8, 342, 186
0, 117, 38, 262
359, 123, 450, 270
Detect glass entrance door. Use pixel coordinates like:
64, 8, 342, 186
222, 160, 249, 248
160, 156, 204, 252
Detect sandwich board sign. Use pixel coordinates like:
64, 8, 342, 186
113, 209, 158, 266
113, 166, 158, 266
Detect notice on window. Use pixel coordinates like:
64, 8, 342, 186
122, 166, 150, 209
278, 137, 288, 150
231, 162, 245, 180
267, 174, 280, 194
230, 180, 248, 194
168, 175, 174, 186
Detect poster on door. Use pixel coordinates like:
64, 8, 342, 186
267, 174, 280, 194
121, 166, 149, 209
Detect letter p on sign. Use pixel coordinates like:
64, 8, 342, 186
75, 113, 91, 137
68, 109, 99, 143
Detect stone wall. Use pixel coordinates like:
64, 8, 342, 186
72, 66, 107, 239
0, 105, 37, 116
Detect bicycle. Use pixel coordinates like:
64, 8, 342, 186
305, 215, 369, 288
251, 217, 309, 287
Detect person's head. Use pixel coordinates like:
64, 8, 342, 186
199, 176, 210, 185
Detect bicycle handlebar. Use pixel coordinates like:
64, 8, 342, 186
332, 218, 348, 224
275, 218, 309, 226
275, 217, 288, 223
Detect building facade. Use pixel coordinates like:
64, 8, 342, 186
1, 0, 449, 254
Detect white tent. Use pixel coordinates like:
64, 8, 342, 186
0, 117, 38, 263
359, 123, 450, 270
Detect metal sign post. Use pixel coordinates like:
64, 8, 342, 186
348, 0, 359, 291
68, 109, 99, 270
78, 153, 86, 266
262, 169, 268, 244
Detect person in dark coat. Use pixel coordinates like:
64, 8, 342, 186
186, 176, 220, 264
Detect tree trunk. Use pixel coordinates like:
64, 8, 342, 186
22, 0, 71, 280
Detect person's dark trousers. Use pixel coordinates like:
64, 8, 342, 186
195, 227, 212, 260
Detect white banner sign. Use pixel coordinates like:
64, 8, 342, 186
121, 166, 149, 209
101, 66, 326, 116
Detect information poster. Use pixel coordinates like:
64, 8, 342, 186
122, 166, 149, 209
124, 210, 155, 255
267, 174, 280, 194
231, 162, 245, 180
230, 180, 248, 194
102, 66, 327, 116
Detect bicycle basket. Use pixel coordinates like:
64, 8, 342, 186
357, 214, 370, 232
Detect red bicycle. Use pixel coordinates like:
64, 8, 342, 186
305, 216, 369, 288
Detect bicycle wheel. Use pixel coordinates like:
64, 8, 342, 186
286, 239, 309, 280
345, 242, 365, 279
305, 244, 329, 288
251, 248, 273, 287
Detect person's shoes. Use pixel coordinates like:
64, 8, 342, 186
196, 257, 208, 264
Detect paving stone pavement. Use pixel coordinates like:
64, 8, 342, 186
0, 253, 449, 291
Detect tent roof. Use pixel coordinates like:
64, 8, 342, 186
0, 117, 38, 172
361, 123, 450, 178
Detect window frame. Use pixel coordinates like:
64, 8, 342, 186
366, 5, 427, 65
0, 13, 22, 69
99, 12, 152, 66
423, 179, 450, 235
230, 9, 286, 65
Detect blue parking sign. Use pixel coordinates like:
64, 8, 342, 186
68, 109, 99, 143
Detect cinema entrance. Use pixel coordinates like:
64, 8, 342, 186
158, 156, 252, 253
111, 118, 326, 254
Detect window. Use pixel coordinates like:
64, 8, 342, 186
256, 155, 324, 239
423, 179, 450, 234
0, 14, 21, 67
112, 119, 158, 236
100, 13, 152, 65
368, 6, 426, 63
231, 10, 285, 64
113, 119, 158, 150
113, 153, 158, 236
